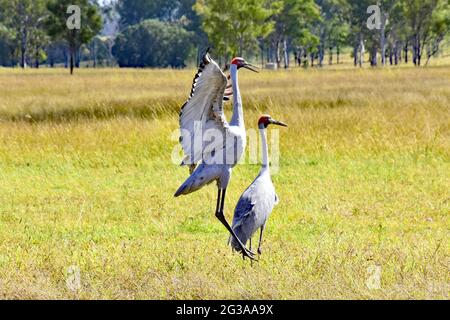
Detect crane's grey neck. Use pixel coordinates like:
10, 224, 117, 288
229, 64, 244, 128
259, 128, 270, 173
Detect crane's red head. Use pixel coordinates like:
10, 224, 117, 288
258, 115, 288, 129
231, 57, 259, 72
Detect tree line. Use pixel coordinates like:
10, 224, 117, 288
0, 0, 449, 72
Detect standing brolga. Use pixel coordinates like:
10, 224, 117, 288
174, 51, 259, 259
230, 115, 288, 257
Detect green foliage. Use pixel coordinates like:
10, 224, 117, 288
116, 0, 179, 26
0, 0, 449, 68
195, 0, 275, 57
112, 19, 194, 68
399, 0, 449, 65
317, 0, 349, 48
273, 0, 320, 40
116, 0, 200, 29
87, 36, 114, 66
46, 0, 102, 73
0, 24, 15, 66
46, 0, 102, 48
116, 0, 206, 52
0, 0, 48, 67
429, 0, 450, 52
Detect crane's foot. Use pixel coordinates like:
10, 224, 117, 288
239, 245, 256, 261
215, 214, 256, 260
242, 251, 258, 264
241, 247, 256, 261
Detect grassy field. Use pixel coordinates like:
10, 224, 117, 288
0, 65, 449, 299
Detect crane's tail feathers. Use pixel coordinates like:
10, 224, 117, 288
174, 184, 188, 197
174, 169, 213, 197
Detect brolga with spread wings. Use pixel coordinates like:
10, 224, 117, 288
174, 51, 259, 259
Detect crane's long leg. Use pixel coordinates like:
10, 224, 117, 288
243, 238, 253, 261
215, 188, 255, 260
216, 189, 222, 213
242, 238, 253, 261
249, 238, 254, 267
257, 225, 265, 255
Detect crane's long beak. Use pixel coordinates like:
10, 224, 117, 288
270, 119, 288, 127
243, 63, 260, 73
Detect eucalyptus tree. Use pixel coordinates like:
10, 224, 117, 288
315, 0, 349, 66
195, 0, 274, 63
425, 0, 450, 65
267, 0, 319, 68
401, 0, 442, 66
116, 0, 179, 27
346, 0, 373, 67
0, 24, 16, 66
46, 0, 102, 74
28, 28, 50, 68
0, 0, 48, 68
112, 19, 194, 68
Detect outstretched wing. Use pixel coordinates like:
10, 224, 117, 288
179, 53, 229, 166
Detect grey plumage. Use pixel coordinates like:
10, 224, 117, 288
230, 115, 287, 256
230, 171, 279, 252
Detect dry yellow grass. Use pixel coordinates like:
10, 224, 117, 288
0, 65, 449, 299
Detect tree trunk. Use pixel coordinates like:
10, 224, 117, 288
92, 42, 97, 68
283, 38, 288, 69
276, 40, 281, 69
394, 45, 399, 65
35, 49, 39, 68
75, 48, 81, 68
295, 47, 303, 67
20, 27, 27, 69
359, 34, 364, 68
63, 48, 68, 68
404, 43, 408, 64
413, 34, 421, 66
20, 50, 26, 68
329, 47, 333, 65
380, 14, 387, 66
318, 47, 322, 67
70, 46, 75, 75
337, 45, 340, 65
260, 45, 264, 68
371, 46, 377, 67
20, 43, 27, 68
417, 40, 421, 66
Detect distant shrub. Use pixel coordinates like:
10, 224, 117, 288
0, 25, 14, 67
112, 19, 194, 68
